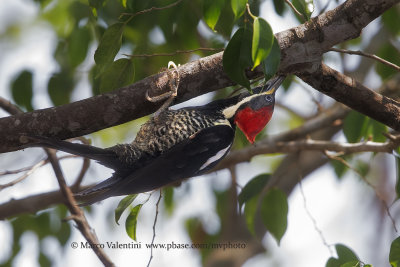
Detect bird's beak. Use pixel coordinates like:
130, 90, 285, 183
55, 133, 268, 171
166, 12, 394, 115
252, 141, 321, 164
263, 75, 286, 95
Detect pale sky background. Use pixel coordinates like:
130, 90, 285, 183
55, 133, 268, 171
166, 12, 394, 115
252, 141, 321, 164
0, 0, 399, 266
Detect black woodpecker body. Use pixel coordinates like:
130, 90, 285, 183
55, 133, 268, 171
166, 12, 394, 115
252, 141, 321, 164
30, 76, 285, 205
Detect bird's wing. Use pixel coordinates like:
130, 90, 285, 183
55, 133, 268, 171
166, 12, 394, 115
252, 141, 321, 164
112, 124, 235, 194
76, 124, 234, 205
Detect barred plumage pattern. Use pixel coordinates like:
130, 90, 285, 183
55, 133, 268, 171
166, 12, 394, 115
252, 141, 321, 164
109, 108, 229, 167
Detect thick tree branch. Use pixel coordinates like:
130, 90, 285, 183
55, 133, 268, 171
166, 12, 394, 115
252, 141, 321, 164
299, 63, 400, 131
275, 0, 400, 73
0, 186, 91, 220
0, 0, 398, 153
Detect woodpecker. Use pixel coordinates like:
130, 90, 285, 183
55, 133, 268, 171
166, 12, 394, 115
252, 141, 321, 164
30, 76, 285, 205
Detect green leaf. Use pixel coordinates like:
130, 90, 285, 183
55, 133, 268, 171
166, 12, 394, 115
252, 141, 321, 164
203, 0, 225, 30
376, 43, 400, 80
223, 28, 252, 89
367, 119, 387, 142
262, 37, 281, 80
336, 244, 359, 261
355, 160, 369, 177
120, 0, 127, 8
89, 64, 102, 95
88, 0, 104, 9
244, 196, 258, 235
343, 111, 368, 143
252, 17, 274, 70
94, 23, 125, 68
39, 252, 51, 267
382, 7, 400, 36
163, 187, 174, 216
68, 26, 91, 68
340, 261, 361, 267
115, 194, 137, 225
125, 204, 142, 241
261, 188, 288, 244
69, 2, 92, 22
57, 220, 72, 246
390, 236, 400, 267
326, 258, 341, 267
126, 0, 150, 13
238, 174, 270, 208
231, 0, 247, 20
213, 0, 235, 38
292, 0, 314, 21
99, 58, 135, 93
331, 155, 351, 179
273, 0, 286, 16
326, 244, 359, 267
48, 70, 74, 106
240, 26, 254, 68
11, 70, 34, 111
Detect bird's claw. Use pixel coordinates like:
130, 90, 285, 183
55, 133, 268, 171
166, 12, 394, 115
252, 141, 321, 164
146, 61, 180, 117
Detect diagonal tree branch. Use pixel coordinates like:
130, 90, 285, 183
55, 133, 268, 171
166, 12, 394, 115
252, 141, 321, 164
0, 0, 399, 153
46, 149, 115, 266
299, 63, 400, 131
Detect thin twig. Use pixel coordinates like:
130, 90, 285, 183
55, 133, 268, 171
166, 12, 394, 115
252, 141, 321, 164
0, 160, 44, 190
70, 138, 92, 190
294, 78, 325, 112
121, 0, 184, 23
246, 3, 257, 19
124, 48, 223, 59
0, 155, 83, 191
330, 47, 400, 73
324, 152, 398, 232
215, 135, 400, 172
46, 149, 115, 266
297, 172, 333, 255
284, 0, 306, 22
147, 190, 163, 267
0, 155, 76, 177
228, 166, 240, 217
72, 158, 90, 190
0, 97, 23, 115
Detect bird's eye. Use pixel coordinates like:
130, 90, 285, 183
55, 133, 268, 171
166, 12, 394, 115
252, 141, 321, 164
265, 95, 273, 102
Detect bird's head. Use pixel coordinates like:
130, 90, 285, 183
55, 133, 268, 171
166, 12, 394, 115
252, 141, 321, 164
223, 76, 285, 144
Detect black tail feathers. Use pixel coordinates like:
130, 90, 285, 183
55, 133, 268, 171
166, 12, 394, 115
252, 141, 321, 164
25, 135, 121, 170
74, 177, 122, 206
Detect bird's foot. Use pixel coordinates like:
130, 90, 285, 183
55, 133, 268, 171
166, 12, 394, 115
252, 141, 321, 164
146, 61, 180, 117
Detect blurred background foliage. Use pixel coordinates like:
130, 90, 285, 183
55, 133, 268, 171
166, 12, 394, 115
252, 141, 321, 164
1, 0, 400, 266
